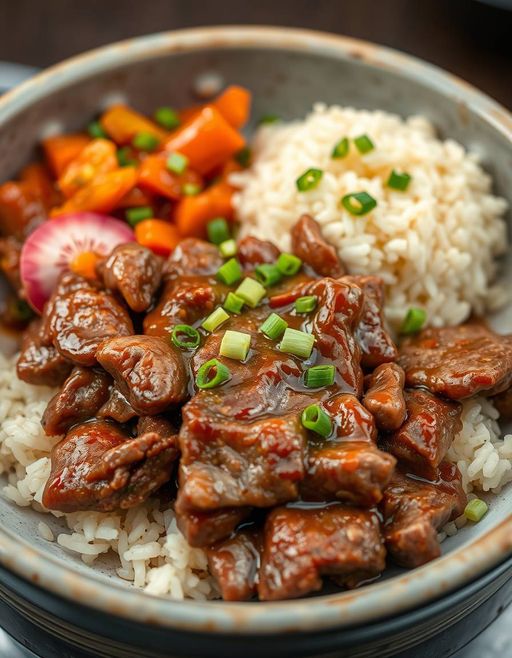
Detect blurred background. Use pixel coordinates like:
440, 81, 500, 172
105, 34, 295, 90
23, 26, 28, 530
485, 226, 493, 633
0, 0, 511, 107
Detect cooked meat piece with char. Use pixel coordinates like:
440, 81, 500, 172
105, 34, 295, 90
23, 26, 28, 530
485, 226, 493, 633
324, 393, 378, 443
399, 323, 512, 399
491, 387, 512, 420
40, 272, 96, 343
258, 505, 385, 601
97, 243, 163, 312
237, 236, 280, 267
381, 389, 462, 480
164, 238, 223, 277
0, 180, 46, 240
381, 462, 466, 568
291, 214, 345, 277
96, 335, 188, 415
363, 363, 407, 431
137, 415, 177, 438
0, 237, 22, 293
42, 366, 111, 436
97, 386, 138, 423
175, 506, 251, 548
16, 319, 72, 386
42, 419, 178, 513
207, 527, 262, 601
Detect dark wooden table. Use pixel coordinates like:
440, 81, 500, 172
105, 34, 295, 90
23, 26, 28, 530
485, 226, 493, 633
0, 0, 511, 108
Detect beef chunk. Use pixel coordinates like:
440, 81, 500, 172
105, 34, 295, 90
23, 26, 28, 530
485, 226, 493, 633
363, 363, 406, 431
381, 463, 466, 568
381, 389, 462, 480
137, 415, 176, 438
207, 527, 262, 601
0, 180, 45, 240
97, 386, 137, 423
399, 323, 512, 399
97, 335, 188, 415
343, 275, 398, 369
258, 505, 385, 600
237, 236, 280, 267
42, 367, 111, 436
0, 237, 22, 293
40, 272, 96, 343
291, 214, 345, 277
16, 319, 72, 386
165, 238, 223, 276
492, 387, 512, 420
97, 243, 162, 312
42, 420, 178, 513
175, 506, 251, 548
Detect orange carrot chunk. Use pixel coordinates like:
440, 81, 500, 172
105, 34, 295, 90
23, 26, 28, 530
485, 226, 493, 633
174, 180, 234, 238
100, 105, 168, 145
116, 186, 154, 209
213, 85, 251, 129
42, 134, 90, 177
20, 163, 60, 210
134, 219, 181, 256
138, 154, 203, 200
57, 139, 118, 198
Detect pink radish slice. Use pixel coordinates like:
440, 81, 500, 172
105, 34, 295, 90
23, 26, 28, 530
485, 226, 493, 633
20, 212, 135, 313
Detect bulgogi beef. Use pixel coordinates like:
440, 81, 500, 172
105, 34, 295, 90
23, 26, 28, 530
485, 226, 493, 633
237, 236, 280, 267
363, 363, 407, 431
291, 214, 345, 277
16, 318, 72, 386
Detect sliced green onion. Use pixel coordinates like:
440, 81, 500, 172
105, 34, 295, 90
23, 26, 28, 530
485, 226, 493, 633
235, 278, 266, 308
258, 114, 281, 125
87, 121, 107, 139
166, 152, 188, 174
301, 404, 332, 437
276, 253, 302, 276
117, 147, 137, 167
126, 206, 153, 226
400, 307, 427, 335
354, 134, 375, 154
464, 498, 488, 523
207, 218, 231, 245
171, 324, 201, 350
201, 307, 230, 333
387, 169, 412, 191
154, 106, 180, 130
219, 239, 237, 259
294, 295, 317, 313
260, 313, 288, 340
196, 358, 231, 389
220, 330, 251, 361
223, 292, 245, 314
279, 328, 315, 359
216, 258, 242, 286
331, 137, 349, 159
235, 146, 251, 168
305, 365, 336, 388
182, 182, 201, 196
255, 263, 283, 288
341, 191, 377, 216
296, 168, 323, 192
132, 132, 160, 152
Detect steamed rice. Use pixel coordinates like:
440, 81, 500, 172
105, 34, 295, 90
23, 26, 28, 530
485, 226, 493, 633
232, 104, 509, 328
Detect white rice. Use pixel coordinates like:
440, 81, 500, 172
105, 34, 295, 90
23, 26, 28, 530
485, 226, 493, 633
232, 104, 509, 328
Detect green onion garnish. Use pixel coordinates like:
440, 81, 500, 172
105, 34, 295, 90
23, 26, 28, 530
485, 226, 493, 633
331, 137, 349, 159
117, 147, 137, 167
171, 324, 201, 350
219, 239, 237, 259
235, 146, 252, 168
387, 169, 412, 191
154, 106, 180, 130
255, 263, 283, 288
201, 307, 230, 333
132, 132, 160, 152
260, 313, 288, 340
276, 253, 302, 276
294, 295, 317, 313
207, 217, 231, 245
220, 330, 251, 361
279, 328, 315, 359
259, 114, 281, 125
296, 168, 323, 192
305, 365, 335, 388
223, 292, 245, 315
182, 183, 201, 196
464, 498, 488, 523
235, 278, 266, 308
196, 358, 231, 389
341, 191, 377, 216
126, 206, 153, 226
301, 404, 332, 437
400, 307, 427, 335
354, 134, 375, 154
166, 152, 188, 174
216, 258, 242, 286
87, 121, 107, 139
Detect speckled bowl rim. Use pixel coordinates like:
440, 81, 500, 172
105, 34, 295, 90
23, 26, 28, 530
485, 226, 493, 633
0, 26, 511, 636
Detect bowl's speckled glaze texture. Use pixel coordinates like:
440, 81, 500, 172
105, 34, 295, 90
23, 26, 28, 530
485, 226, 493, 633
0, 26, 511, 637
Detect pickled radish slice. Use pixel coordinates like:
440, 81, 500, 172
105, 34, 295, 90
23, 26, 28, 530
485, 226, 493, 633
20, 212, 134, 312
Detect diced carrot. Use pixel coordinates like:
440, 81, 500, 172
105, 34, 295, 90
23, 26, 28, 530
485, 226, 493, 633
20, 163, 60, 210
138, 154, 203, 200
174, 180, 234, 238
42, 134, 90, 177
179, 105, 201, 124
57, 139, 118, 198
164, 107, 245, 175
134, 219, 181, 256
0, 181, 46, 240
116, 186, 154, 209
100, 105, 168, 145
213, 86, 251, 129
69, 251, 100, 280
51, 168, 137, 216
